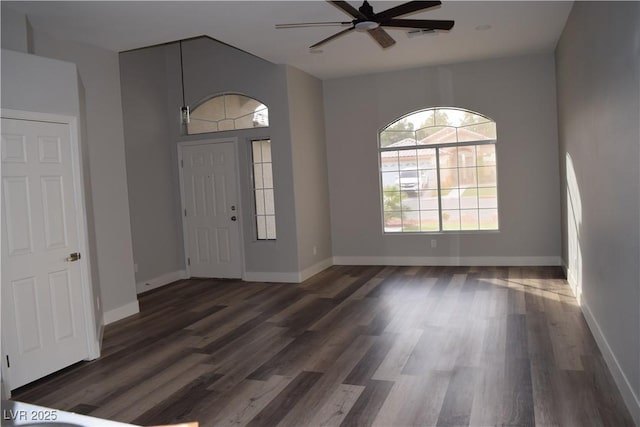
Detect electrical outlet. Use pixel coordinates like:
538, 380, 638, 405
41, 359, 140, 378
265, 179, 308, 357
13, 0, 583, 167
431, 239, 437, 248
313, 245, 317, 255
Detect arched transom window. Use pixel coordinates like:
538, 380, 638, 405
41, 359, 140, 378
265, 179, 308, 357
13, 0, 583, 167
187, 93, 268, 135
379, 107, 499, 233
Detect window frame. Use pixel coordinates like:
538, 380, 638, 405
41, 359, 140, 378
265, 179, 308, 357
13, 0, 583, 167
378, 108, 499, 235
250, 138, 277, 241
186, 92, 269, 135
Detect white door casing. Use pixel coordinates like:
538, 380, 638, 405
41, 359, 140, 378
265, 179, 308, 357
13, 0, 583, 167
1, 113, 97, 391
179, 140, 242, 278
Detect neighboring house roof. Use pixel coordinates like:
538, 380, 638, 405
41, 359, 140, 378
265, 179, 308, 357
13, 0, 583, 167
381, 127, 491, 160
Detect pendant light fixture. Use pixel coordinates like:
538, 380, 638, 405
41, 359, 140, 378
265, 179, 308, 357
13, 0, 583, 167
179, 40, 190, 125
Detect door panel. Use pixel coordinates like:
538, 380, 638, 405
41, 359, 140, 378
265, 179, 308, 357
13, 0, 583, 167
182, 142, 241, 278
2, 118, 89, 389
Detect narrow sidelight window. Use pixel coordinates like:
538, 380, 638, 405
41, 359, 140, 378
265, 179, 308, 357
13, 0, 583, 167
251, 139, 276, 240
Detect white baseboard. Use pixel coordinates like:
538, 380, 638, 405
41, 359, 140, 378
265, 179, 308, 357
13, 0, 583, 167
566, 273, 640, 425
332, 255, 561, 266
300, 257, 334, 281
103, 300, 140, 325
136, 270, 188, 294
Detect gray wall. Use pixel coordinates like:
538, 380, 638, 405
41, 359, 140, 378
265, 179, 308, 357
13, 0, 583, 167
323, 54, 561, 262
30, 31, 138, 315
120, 37, 304, 279
556, 2, 640, 420
1, 47, 103, 337
119, 45, 183, 284
287, 66, 333, 271
1, 5, 28, 53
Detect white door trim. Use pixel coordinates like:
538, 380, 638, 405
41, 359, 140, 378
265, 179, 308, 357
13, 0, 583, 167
177, 137, 246, 279
1, 109, 100, 395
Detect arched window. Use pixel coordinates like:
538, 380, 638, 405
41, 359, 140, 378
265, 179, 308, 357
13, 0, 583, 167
379, 107, 498, 232
187, 93, 268, 135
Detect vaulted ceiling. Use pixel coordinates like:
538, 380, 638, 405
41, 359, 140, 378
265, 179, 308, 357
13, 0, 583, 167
6, 1, 573, 79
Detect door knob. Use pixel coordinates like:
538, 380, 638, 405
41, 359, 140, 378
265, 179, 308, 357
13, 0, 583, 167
66, 252, 81, 262
231, 216, 237, 221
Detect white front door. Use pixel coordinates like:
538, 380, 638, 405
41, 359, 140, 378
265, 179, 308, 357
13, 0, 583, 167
181, 142, 242, 278
2, 118, 89, 389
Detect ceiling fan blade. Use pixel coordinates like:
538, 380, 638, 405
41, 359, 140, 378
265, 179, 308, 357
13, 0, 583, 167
367, 27, 396, 49
375, 1, 441, 21
310, 27, 355, 49
381, 18, 454, 30
329, 1, 367, 19
276, 21, 352, 29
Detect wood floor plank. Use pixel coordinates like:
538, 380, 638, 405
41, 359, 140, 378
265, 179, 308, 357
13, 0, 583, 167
306, 383, 365, 427
10, 266, 633, 427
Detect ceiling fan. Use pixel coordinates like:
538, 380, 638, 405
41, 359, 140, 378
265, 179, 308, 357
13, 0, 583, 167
276, 0, 455, 49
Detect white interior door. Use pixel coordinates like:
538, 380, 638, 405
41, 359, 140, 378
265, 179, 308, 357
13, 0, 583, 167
181, 142, 242, 278
1, 117, 89, 390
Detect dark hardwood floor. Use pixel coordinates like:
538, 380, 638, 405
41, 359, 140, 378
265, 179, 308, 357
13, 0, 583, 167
12, 266, 635, 426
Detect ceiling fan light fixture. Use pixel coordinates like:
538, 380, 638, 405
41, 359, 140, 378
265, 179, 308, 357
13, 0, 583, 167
354, 21, 379, 32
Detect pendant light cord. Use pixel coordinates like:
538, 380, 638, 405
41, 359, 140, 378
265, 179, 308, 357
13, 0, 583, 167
179, 40, 186, 106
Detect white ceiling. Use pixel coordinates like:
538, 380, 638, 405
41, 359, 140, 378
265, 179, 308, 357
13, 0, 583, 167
6, 1, 573, 79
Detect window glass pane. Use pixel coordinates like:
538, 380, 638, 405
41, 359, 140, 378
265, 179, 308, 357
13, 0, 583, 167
458, 167, 478, 187
255, 189, 265, 215
418, 191, 439, 210
384, 211, 403, 232
224, 95, 261, 120
380, 131, 415, 148
264, 189, 275, 215
253, 106, 269, 127
457, 146, 476, 167
234, 114, 254, 130
261, 140, 272, 162
262, 163, 273, 188
187, 119, 218, 134
460, 188, 479, 209
191, 96, 225, 122
188, 94, 269, 135
439, 147, 458, 168
402, 211, 420, 232
476, 144, 496, 166
253, 141, 263, 162
478, 187, 498, 208
458, 122, 496, 141
439, 168, 459, 189
417, 148, 436, 169
440, 190, 460, 210
479, 209, 499, 230
442, 210, 461, 230
252, 139, 276, 240
419, 169, 438, 190
383, 191, 404, 213
381, 150, 400, 171
266, 216, 277, 239
219, 119, 234, 131
461, 210, 479, 230
256, 216, 267, 239
417, 126, 457, 144
399, 150, 417, 169
420, 210, 440, 232
382, 172, 400, 190
253, 164, 264, 189
477, 166, 497, 186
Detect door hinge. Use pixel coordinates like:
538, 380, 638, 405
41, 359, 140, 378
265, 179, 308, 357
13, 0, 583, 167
6, 355, 10, 368
184, 209, 187, 217
181, 159, 184, 168
187, 257, 191, 266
